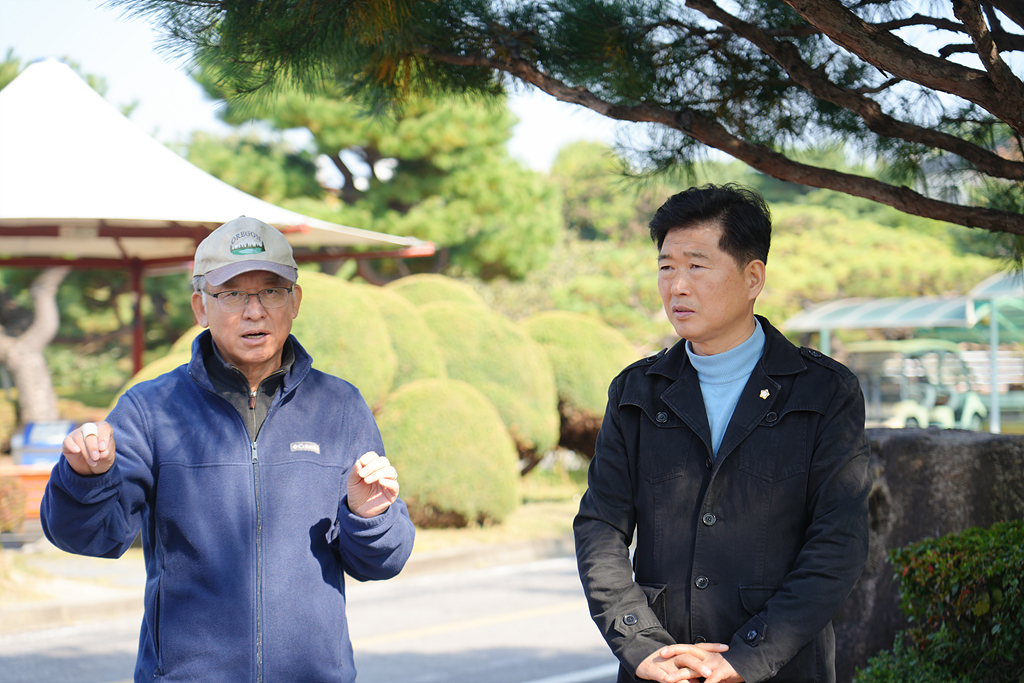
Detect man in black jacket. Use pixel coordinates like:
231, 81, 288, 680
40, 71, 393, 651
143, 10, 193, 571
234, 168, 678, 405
574, 184, 870, 683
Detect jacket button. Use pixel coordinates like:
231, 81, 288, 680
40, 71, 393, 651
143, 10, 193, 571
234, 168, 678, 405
695, 576, 709, 589
809, 349, 822, 357
746, 629, 759, 641
655, 412, 668, 423
694, 635, 706, 644
765, 412, 778, 423
705, 457, 713, 470
702, 512, 716, 526
623, 614, 638, 625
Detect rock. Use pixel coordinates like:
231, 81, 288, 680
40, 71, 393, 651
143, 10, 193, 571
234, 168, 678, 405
834, 428, 1024, 682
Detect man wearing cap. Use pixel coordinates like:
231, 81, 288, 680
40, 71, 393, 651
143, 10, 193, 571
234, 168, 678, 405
42, 216, 415, 683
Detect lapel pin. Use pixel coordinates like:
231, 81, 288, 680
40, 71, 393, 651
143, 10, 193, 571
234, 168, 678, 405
759, 389, 771, 400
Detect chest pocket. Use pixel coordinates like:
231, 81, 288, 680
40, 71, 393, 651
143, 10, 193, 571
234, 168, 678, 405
737, 406, 819, 483
633, 404, 696, 483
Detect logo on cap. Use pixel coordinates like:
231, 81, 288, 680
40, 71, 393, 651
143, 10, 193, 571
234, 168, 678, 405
230, 230, 266, 256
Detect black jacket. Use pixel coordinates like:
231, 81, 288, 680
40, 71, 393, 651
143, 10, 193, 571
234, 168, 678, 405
574, 317, 870, 683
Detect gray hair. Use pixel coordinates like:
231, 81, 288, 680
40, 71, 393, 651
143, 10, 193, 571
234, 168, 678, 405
192, 275, 208, 305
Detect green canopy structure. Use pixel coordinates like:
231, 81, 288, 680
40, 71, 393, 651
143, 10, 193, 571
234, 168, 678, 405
783, 272, 1024, 432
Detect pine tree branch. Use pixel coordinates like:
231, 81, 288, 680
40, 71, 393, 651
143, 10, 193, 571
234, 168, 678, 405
779, 0, 1024, 135
417, 46, 1024, 235
953, 0, 1024, 101
684, 0, 1024, 180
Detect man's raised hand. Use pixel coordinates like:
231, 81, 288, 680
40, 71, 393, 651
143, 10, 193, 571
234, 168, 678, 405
63, 421, 116, 476
346, 451, 399, 518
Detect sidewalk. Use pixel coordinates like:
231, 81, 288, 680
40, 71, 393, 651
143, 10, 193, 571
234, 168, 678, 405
0, 529, 576, 635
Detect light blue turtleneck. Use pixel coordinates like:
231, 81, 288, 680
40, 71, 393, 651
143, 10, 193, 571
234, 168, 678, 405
685, 318, 766, 458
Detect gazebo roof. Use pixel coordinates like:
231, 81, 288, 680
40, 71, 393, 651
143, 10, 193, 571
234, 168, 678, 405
0, 59, 432, 269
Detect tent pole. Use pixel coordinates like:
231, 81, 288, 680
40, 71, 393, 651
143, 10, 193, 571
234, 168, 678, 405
990, 300, 1001, 434
131, 262, 144, 376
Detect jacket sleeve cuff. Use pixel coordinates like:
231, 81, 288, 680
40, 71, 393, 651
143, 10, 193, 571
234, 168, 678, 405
53, 457, 124, 503
723, 614, 777, 683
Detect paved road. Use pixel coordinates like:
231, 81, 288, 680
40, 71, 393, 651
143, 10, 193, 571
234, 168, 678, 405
0, 557, 618, 683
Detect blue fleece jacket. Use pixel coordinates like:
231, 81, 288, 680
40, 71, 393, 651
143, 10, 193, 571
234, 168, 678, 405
41, 332, 415, 683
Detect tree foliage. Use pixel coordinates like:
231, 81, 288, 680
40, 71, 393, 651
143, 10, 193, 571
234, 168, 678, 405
112, 0, 1023, 236
186, 63, 564, 280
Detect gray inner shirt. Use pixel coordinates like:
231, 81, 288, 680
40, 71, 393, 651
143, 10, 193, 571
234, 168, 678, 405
204, 338, 296, 442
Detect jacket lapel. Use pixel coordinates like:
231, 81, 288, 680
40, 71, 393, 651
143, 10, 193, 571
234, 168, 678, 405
653, 343, 714, 456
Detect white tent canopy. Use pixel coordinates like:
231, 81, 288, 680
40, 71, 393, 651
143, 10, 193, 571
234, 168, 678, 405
0, 59, 432, 268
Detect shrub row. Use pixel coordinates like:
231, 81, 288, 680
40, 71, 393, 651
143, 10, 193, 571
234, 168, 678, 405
854, 518, 1023, 683
126, 273, 637, 527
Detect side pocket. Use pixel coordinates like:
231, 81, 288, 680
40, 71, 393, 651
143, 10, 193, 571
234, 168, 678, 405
150, 575, 164, 676
639, 583, 668, 626
738, 585, 779, 616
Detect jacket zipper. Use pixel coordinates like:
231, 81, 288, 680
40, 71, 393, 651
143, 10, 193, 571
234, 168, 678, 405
252, 439, 263, 683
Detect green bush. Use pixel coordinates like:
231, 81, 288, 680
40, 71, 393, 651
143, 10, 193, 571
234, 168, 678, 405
385, 273, 489, 307
169, 274, 399, 410
170, 325, 203, 354
112, 352, 192, 406
289, 272, 397, 409
352, 283, 446, 389
854, 637, 970, 683
521, 310, 637, 416
375, 378, 520, 527
420, 300, 559, 460
855, 519, 1024, 683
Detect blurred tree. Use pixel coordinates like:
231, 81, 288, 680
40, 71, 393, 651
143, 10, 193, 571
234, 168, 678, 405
0, 268, 68, 423
111, 0, 1024, 239
187, 66, 564, 280
549, 141, 665, 243
183, 132, 322, 204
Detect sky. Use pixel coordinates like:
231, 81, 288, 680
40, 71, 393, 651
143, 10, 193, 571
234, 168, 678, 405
0, 0, 621, 172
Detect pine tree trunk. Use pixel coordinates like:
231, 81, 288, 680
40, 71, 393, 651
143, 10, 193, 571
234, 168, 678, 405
0, 267, 69, 424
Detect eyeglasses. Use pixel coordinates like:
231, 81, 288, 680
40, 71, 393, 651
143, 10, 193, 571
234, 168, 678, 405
204, 287, 293, 312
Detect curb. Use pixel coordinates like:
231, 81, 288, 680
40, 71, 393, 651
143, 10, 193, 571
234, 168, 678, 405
0, 595, 144, 635
0, 535, 576, 634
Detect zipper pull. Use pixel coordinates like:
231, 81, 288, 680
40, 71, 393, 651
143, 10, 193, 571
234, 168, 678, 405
249, 389, 257, 410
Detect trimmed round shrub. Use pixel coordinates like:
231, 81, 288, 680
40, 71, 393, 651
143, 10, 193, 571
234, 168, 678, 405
170, 325, 203, 354
522, 311, 639, 458
156, 273, 399, 409
385, 273, 489, 307
352, 283, 446, 389
376, 378, 520, 527
522, 311, 638, 416
112, 352, 192, 406
420, 300, 559, 463
289, 272, 396, 409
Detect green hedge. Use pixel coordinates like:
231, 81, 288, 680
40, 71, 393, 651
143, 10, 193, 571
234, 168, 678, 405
352, 283, 446, 389
153, 273, 400, 409
385, 273, 489, 307
521, 310, 637, 416
289, 272, 396, 409
420, 300, 559, 458
855, 519, 1024, 683
375, 378, 520, 526
113, 352, 192, 406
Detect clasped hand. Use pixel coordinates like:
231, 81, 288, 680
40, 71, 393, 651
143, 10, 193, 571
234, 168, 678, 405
346, 451, 399, 518
636, 642, 742, 683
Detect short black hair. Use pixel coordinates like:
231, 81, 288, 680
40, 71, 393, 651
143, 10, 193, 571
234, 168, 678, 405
649, 183, 771, 265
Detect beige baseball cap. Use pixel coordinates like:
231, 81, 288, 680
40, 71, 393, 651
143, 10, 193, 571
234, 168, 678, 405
194, 216, 299, 286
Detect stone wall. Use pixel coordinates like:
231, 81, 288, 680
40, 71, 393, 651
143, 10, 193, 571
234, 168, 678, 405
834, 428, 1024, 682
